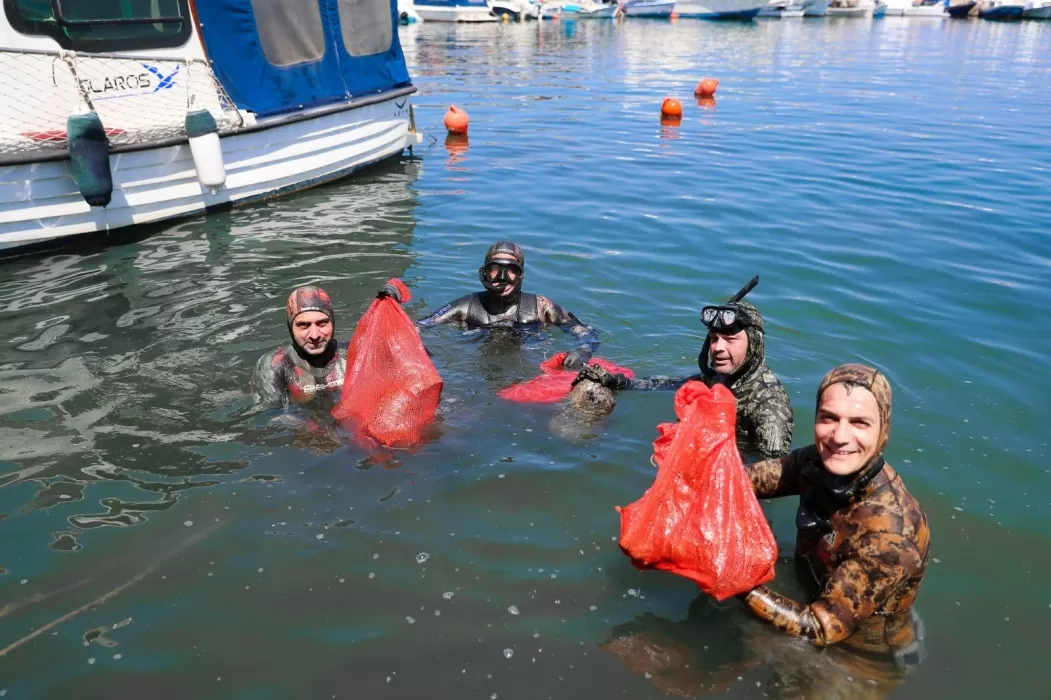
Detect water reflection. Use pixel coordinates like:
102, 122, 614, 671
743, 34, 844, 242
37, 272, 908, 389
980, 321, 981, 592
606, 592, 911, 699
0, 159, 423, 552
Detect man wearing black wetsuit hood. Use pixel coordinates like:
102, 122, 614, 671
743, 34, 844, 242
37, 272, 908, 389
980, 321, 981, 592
252, 285, 348, 409
378, 240, 600, 369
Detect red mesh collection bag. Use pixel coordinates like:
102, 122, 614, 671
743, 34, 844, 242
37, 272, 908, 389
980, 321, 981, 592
331, 279, 443, 448
617, 381, 777, 600
498, 352, 634, 404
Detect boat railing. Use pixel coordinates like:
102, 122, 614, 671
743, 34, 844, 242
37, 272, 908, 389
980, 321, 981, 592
0, 47, 245, 161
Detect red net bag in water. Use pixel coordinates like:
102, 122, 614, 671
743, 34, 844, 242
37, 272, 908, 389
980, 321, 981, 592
617, 381, 777, 600
498, 352, 634, 404
331, 279, 443, 448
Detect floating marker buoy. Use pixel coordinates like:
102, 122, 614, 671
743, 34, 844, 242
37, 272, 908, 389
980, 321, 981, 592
670, 10, 680, 18
660, 97, 683, 119
444, 106, 469, 135
694, 77, 719, 98
66, 109, 113, 208
185, 108, 226, 195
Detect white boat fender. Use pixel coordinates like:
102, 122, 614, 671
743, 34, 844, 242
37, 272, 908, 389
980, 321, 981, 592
185, 108, 226, 194
66, 108, 113, 208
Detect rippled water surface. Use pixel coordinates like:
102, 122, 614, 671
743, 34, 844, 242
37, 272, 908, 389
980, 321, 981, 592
2, 17, 1051, 699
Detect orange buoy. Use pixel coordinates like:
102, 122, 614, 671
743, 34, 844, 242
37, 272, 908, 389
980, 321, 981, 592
445, 133, 469, 155
443, 106, 469, 135
660, 97, 683, 119
694, 77, 719, 98
670, 10, 679, 18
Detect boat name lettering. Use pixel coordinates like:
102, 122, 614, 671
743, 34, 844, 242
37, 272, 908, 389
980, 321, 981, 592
79, 73, 153, 94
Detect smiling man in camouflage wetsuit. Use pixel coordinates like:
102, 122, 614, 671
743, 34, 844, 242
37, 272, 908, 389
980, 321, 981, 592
740, 363, 930, 673
251, 285, 347, 409
574, 295, 793, 459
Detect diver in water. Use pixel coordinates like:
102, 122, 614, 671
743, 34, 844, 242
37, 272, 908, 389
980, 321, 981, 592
573, 278, 793, 458
377, 240, 600, 369
741, 364, 929, 666
251, 285, 347, 409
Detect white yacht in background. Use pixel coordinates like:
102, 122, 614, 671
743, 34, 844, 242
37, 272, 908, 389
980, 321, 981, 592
676, 0, 766, 17
758, 0, 807, 16
413, 0, 499, 20
1022, 0, 1051, 16
621, 0, 679, 16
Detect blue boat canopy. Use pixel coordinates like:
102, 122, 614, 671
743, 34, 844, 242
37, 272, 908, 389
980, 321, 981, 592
195, 0, 412, 118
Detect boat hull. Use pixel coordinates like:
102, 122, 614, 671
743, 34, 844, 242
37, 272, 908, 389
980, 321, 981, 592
0, 93, 420, 253
826, 5, 871, 15
676, 0, 764, 16
946, 0, 976, 14
802, 0, 832, 14
1023, 2, 1051, 16
413, 2, 499, 19
979, 3, 1024, 16
622, 0, 678, 16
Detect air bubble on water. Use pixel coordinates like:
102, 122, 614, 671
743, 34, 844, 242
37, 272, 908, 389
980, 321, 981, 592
184, 521, 193, 527
316, 533, 324, 540
88, 658, 96, 665
339, 578, 346, 583
113, 654, 122, 660
443, 591, 455, 599
373, 553, 379, 559
550, 574, 556, 579
628, 589, 638, 597
503, 648, 514, 659
533, 632, 540, 638
406, 616, 416, 624
498, 474, 505, 479
416, 553, 430, 564
508, 605, 520, 615
369, 573, 375, 579
20, 579, 27, 585
257, 568, 264, 573
589, 605, 597, 611
644, 672, 652, 679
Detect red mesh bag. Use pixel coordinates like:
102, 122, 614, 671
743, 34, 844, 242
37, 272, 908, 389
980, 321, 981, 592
498, 352, 634, 404
617, 381, 777, 600
331, 279, 443, 448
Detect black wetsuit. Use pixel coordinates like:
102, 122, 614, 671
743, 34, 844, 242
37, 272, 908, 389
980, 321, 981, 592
418, 291, 600, 359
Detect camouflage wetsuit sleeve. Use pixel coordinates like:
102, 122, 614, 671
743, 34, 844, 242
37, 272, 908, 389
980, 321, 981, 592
252, 349, 289, 408
417, 295, 471, 328
752, 396, 794, 458
624, 374, 702, 391
745, 447, 804, 499
742, 533, 924, 646
537, 295, 600, 354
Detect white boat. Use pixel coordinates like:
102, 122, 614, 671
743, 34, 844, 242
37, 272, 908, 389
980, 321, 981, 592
414, 0, 499, 21
489, 0, 542, 18
0, 0, 422, 254
904, 0, 948, 14
757, 0, 807, 15
676, 0, 765, 16
1023, 0, 1051, 16
398, 0, 425, 22
803, 0, 833, 14
622, 0, 679, 16
826, 0, 874, 15
538, 0, 617, 16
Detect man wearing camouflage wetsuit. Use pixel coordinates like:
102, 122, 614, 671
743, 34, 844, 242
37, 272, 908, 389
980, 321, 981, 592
251, 285, 347, 409
574, 298, 793, 459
